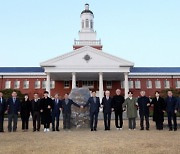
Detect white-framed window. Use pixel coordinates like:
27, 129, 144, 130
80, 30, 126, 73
146, 80, 152, 89
129, 80, 134, 89
175, 80, 180, 89
42, 80, 46, 89
164, 80, 170, 89
23, 80, 29, 89
64, 81, 70, 88
155, 80, 161, 89
135, 80, 141, 89
86, 19, 89, 28
5, 81, 11, 89
106, 81, 112, 89
82, 81, 94, 88
35, 80, 41, 89
14, 81, 20, 89
121, 81, 124, 89
50, 81, 55, 89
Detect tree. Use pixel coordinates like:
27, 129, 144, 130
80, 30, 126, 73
1, 89, 24, 100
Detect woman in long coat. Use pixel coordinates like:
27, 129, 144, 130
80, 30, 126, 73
123, 91, 138, 130
20, 94, 31, 131
151, 91, 165, 130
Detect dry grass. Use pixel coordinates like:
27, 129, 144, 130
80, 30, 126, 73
0, 119, 179, 154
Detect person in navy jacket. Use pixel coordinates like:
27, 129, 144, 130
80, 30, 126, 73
52, 93, 62, 131
137, 91, 151, 130
83, 91, 100, 131
0, 91, 6, 132
7, 91, 20, 132
101, 90, 113, 131
61, 93, 80, 130
165, 90, 178, 131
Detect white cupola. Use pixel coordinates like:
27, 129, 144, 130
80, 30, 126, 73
73, 4, 102, 50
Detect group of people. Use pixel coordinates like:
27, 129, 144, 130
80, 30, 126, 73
0, 89, 179, 133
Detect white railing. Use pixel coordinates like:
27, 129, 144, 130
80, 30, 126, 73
74, 39, 101, 46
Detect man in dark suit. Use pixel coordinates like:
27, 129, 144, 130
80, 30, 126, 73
31, 93, 41, 132
101, 90, 113, 131
137, 91, 151, 130
52, 93, 62, 131
7, 91, 20, 132
0, 91, 6, 132
83, 91, 100, 131
112, 89, 125, 130
165, 90, 178, 131
61, 93, 80, 130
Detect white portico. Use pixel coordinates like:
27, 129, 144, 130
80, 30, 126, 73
40, 46, 134, 100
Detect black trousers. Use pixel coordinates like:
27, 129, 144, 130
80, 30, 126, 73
90, 112, 99, 130
155, 121, 163, 130
63, 113, 71, 129
128, 118, 136, 129
103, 112, 111, 130
8, 114, 18, 132
167, 112, 177, 130
114, 111, 123, 128
140, 114, 149, 129
52, 112, 60, 129
33, 112, 40, 131
0, 115, 4, 132
21, 117, 29, 130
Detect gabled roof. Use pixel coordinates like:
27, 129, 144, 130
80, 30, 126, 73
40, 46, 134, 67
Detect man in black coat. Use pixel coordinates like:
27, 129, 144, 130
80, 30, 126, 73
61, 93, 80, 130
7, 91, 20, 132
101, 90, 113, 131
112, 89, 124, 130
31, 93, 41, 132
137, 91, 151, 130
40, 91, 53, 132
165, 90, 178, 131
83, 91, 100, 131
52, 93, 62, 131
0, 91, 6, 132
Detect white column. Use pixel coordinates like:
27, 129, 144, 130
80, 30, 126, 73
46, 72, 51, 96
72, 72, 76, 89
99, 72, 104, 103
124, 72, 129, 99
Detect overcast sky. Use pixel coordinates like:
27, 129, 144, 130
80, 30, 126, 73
0, 0, 180, 67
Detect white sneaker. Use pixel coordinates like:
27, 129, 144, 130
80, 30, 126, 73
44, 128, 47, 132
46, 129, 50, 132
119, 128, 123, 130
116, 128, 120, 130
129, 129, 131, 131
133, 129, 136, 130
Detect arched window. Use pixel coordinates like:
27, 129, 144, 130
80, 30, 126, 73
86, 19, 89, 28
82, 20, 84, 28
90, 20, 93, 29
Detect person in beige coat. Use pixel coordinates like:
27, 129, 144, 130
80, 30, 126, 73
123, 91, 138, 130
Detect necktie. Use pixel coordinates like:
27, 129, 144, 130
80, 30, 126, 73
13, 98, 16, 104
0, 98, 2, 104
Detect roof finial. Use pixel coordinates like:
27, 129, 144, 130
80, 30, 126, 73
85, 3, 89, 10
